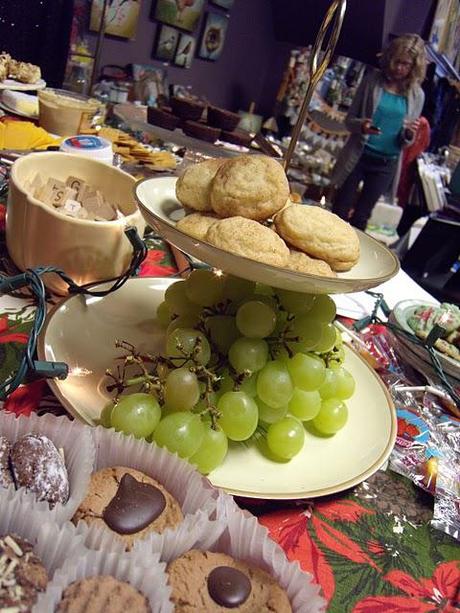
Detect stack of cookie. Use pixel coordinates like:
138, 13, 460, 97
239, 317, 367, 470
175, 154, 360, 277
0, 51, 41, 84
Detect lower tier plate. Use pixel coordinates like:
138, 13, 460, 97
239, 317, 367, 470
39, 277, 397, 499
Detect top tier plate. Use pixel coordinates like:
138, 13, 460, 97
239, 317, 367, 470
0, 78, 46, 91
135, 176, 400, 295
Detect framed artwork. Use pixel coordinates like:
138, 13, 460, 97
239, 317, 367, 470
90, 0, 141, 39
153, 24, 180, 62
198, 11, 229, 61
210, 0, 234, 9
152, 0, 204, 33
174, 34, 196, 68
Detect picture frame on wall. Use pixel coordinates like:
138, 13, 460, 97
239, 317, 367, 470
152, 0, 204, 33
90, 0, 142, 39
153, 24, 180, 62
198, 11, 229, 61
210, 0, 234, 10
174, 33, 196, 68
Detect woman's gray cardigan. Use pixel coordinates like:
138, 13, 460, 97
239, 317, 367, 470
330, 68, 425, 201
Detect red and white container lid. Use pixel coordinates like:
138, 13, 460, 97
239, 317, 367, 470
60, 134, 113, 165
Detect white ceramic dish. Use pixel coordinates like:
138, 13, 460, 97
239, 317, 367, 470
134, 176, 400, 295
38, 277, 397, 499
0, 98, 38, 118
390, 300, 460, 382
0, 78, 46, 91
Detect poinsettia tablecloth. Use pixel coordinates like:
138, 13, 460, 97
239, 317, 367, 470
0, 201, 458, 612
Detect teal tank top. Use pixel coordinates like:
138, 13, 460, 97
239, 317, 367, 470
365, 90, 407, 157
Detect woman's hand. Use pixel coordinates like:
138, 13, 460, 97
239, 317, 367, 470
404, 118, 421, 133
361, 119, 381, 135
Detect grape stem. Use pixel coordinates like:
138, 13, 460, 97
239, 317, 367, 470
108, 336, 223, 429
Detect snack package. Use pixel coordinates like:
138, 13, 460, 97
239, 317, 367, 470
387, 379, 460, 540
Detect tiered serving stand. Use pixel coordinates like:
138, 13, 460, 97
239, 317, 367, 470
39, 0, 400, 500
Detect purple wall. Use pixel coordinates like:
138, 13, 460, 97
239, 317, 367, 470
382, 0, 437, 43
270, 0, 436, 66
87, 0, 280, 114
84, 0, 436, 119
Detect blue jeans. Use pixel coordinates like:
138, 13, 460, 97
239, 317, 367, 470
332, 151, 398, 230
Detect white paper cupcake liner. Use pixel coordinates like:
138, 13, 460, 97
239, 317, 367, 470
133, 511, 325, 613
0, 411, 95, 524
77, 426, 221, 551
34, 549, 172, 613
0, 496, 86, 577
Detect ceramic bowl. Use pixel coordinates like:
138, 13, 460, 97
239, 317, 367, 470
7, 152, 145, 294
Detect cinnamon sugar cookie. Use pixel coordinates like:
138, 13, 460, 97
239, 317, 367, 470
176, 158, 226, 212
206, 217, 289, 267
275, 204, 360, 272
176, 212, 218, 241
285, 250, 337, 277
210, 155, 289, 221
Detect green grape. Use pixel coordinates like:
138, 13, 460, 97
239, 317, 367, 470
315, 323, 338, 353
165, 281, 200, 316
256, 436, 290, 463
266, 416, 305, 459
99, 401, 114, 428
156, 301, 172, 327
256, 398, 288, 424
189, 426, 228, 474
239, 373, 258, 397
166, 328, 211, 366
206, 315, 239, 354
185, 269, 225, 306
333, 366, 356, 400
228, 337, 268, 373
164, 367, 200, 411
307, 294, 336, 323
236, 301, 276, 339
335, 326, 343, 346
276, 289, 316, 314
111, 393, 161, 439
256, 360, 294, 408
223, 276, 255, 302
161, 404, 182, 417
288, 388, 321, 421
312, 398, 348, 434
166, 313, 201, 338
153, 412, 204, 458
286, 353, 326, 391
254, 282, 274, 296
251, 293, 279, 311
291, 314, 322, 351
318, 368, 339, 399
217, 391, 258, 441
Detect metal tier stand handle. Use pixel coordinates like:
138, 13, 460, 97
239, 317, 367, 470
283, 0, 347, 171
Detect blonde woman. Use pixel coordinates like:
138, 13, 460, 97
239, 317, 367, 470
331, 34, 427, 230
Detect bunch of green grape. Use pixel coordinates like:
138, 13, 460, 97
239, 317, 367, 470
100, 270, 356, 474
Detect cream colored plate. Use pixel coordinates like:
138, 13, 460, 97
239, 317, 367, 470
134, 176, 400, 295
39, 277, 396, 499
0, 78, 46, 91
